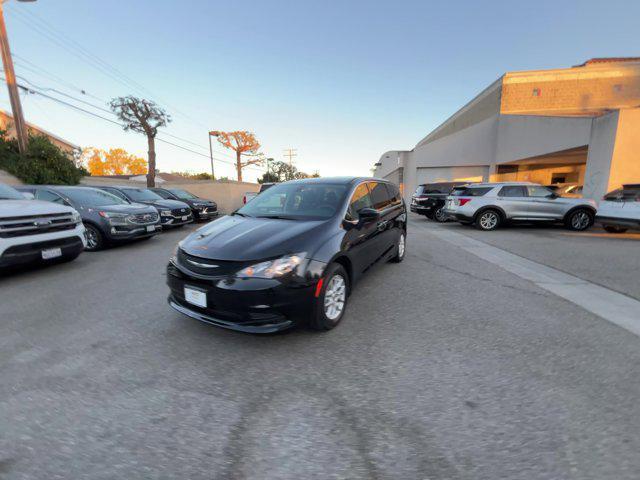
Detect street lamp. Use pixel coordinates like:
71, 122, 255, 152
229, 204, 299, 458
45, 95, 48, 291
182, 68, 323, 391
0, 0, 37, 155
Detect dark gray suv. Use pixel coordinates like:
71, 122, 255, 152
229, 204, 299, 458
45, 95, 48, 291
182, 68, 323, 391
17, 186, 161, 251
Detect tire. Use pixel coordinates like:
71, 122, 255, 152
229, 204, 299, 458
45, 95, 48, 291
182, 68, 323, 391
604, 225, 628, 234
434, 206, 448, 223
309, 263, 349, 331
390, 230, 406, 263
83, 223, 105, 251
565, 209, 594, 231
475, 209, 501, 231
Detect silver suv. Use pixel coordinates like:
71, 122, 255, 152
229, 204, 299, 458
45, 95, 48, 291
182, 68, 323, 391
442, 182, 597, 231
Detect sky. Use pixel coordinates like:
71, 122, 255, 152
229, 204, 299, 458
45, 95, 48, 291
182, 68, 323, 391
2, 0, 639, 182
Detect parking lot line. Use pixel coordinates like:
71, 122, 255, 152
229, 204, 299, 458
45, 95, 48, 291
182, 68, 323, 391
418, 224, 640, 338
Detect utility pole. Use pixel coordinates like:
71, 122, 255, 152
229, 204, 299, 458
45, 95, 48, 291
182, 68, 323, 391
207, 131, 216, 180
0, 1, 30, 155
283, 148, 297, 168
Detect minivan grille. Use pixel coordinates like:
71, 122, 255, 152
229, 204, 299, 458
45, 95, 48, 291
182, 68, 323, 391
128, 212, 159, 224
0, 213, 76, 238
176, 249, 248, 277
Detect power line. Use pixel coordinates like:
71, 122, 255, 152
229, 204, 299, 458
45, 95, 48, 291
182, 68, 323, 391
283, 148, 298, 167
6, 78, 265, 172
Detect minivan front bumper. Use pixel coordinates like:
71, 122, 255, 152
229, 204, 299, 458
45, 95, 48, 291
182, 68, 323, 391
166, 260, 322, 333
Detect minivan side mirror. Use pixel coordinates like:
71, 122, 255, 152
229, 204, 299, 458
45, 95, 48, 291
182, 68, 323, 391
358, 207, 380, 222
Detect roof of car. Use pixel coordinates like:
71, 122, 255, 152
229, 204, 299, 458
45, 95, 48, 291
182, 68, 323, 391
466, 182, 536, 187
285, 176, 391, 185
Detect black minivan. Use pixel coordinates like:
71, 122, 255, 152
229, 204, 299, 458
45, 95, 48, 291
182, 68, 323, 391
167, 177, 407, 333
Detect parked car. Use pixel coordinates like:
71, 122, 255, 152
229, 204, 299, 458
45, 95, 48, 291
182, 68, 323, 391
242, 191, 258, 204
17, 185, 161, 251
0, 183, 85, 268
150, 187, 218, 222
92, 186, 193, 229
596, 184, 640, 233
546, 183, 584, 198
442, 182, 597, 231
410, 182, 467, 222
167, 177, 407, 333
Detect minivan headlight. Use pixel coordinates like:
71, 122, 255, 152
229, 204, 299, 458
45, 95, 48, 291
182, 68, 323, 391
237, 253, 305, 279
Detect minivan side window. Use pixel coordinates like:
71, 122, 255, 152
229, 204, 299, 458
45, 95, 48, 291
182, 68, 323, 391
346, 183, 373, 220
498, 186, 527, 197
385, 183, 402, 206
368, 182, 392, 210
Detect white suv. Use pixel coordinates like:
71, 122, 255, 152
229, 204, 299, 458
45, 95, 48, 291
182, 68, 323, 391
443, 182, 597, 231
0, 183, 86, 268
596, 184, 640, 233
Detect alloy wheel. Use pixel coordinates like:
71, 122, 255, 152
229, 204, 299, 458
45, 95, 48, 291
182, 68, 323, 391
571, 211, 591, 230
479, 212, 499, 230
434, 208, 448, 222
398, 233, 406, 258
324, 274, 346, 321
85, 227, 99, 250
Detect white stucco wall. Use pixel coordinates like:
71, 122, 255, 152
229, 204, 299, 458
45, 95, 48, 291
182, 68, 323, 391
495, 115, 593, 163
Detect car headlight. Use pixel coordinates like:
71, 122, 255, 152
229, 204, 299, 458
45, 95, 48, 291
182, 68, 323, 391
161, 210, 172, 216
237, 253, 305, 279
99, 211, 127, 219
71, 211, 82, 224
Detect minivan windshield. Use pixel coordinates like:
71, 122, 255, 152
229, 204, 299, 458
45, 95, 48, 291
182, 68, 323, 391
57, 187, 127, 207
0, 183, 25, 200
237, 182, 348, 220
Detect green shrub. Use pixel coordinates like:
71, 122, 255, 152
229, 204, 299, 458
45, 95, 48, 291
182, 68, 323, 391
0, 131, 88, 185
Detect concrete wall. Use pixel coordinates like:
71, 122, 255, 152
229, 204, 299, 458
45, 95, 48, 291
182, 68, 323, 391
0, 169, 22, 186
81, 177, 260, 214
495, 115, 592, 164
607, 108, 640, 191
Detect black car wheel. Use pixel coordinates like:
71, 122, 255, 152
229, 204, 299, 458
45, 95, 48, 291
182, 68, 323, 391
390, 231, 406, 263
84, 223, 105, 251
310, 263, 349, 331
603, 225, 628, 234
475, 210, 501, 231
565, 209, 594, 231
434, 207, 448, 223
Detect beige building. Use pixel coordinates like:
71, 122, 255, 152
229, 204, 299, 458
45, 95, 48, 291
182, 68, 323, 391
0, 109, 79, 155
374, 58, 640, 201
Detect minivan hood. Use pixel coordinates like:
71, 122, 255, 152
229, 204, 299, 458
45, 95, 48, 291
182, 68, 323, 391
182, 215, 327, 261
0, 199, 75, 218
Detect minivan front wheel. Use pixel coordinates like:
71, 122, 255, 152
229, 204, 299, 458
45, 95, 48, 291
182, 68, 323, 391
310, 263, 349, 331
475, 210, 501, 231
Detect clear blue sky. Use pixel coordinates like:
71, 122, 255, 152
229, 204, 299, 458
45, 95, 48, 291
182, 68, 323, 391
2, 0, 639, 181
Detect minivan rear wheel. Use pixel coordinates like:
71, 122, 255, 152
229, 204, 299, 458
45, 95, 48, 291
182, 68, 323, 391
475, 209, 501, 231
310, 263, 349, 331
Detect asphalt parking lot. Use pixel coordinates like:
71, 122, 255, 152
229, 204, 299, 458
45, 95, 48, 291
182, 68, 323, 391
1, 217, 640, 479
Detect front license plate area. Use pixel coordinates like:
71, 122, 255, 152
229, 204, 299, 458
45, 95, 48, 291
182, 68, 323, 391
146, 225, 155, 232
184, 286, 207, 308
41, 247, 62, 260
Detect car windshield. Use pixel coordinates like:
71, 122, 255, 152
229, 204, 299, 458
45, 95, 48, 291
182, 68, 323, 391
122, 188, 163, 201
57, 187, 127, 207
0, 183, 26, 200
168, 188, 197, 199
237, 182, 348, 220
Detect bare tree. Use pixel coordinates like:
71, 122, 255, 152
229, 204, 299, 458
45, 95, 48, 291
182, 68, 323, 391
210, 131, 262, 182
110, 96, 171, 187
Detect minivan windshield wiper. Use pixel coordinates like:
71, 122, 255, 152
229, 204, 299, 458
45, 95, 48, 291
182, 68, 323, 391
255, 214, 297, 220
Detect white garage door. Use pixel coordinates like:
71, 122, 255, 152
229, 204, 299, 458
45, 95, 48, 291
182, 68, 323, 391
415, 166, 489, 185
